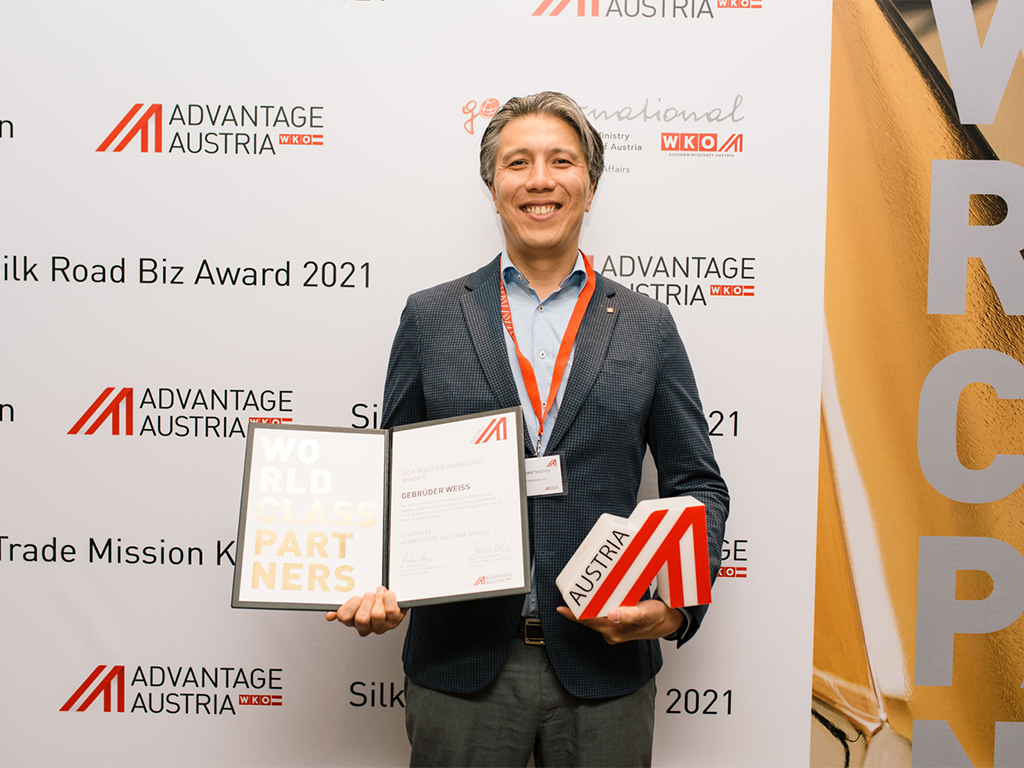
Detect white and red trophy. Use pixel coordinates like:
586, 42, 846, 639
556, 496, 712, 619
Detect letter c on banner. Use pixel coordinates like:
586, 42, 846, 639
918, 348, 1024, 503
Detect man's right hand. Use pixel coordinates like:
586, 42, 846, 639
326, 586, 408, 636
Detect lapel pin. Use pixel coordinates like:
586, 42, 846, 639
606, 307, 614, 313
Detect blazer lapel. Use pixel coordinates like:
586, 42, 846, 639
461, 256, 522, 413
545, 273, 619, 453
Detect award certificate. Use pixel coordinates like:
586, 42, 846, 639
388, 409, 530, 607
232, 407, 529, 611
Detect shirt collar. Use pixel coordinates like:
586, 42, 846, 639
500, 251, 588, 294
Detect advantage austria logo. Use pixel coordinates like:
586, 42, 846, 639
60, 664, 283, 715
532, 0, 715, 18
96, 102, 325, 156
61, 665, 125, 713
533, 0, 598, 15
473, 416, 508, 444
68, 387, 295, 438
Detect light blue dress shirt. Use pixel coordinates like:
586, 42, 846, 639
500, 251, 589, 617
499, 250, 588, 458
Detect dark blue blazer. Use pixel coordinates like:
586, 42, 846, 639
381, 256, 729, 700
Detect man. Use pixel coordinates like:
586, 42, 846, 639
327, 92, 728, 767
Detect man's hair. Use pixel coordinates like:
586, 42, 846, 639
479, 91, 604, 190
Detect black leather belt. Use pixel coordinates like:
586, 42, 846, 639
515, 617, 545, 645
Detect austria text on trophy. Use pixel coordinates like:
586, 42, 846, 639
556, 496, 712, 619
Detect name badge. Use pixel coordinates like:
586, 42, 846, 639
525, 454, 566, 497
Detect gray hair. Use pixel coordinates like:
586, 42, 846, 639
479, 91, 604, 190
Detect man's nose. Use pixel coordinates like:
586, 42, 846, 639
526, 161, 554, 190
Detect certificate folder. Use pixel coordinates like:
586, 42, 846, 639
231, 407, 530, 612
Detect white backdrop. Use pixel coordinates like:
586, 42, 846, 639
0, 1, 832, 765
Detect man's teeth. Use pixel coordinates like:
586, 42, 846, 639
523, 205, 558, 214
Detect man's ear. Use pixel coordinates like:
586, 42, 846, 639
488, 181, 498, 211
585, 179, 597, 213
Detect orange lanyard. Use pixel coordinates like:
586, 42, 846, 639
499, 253, 595, 453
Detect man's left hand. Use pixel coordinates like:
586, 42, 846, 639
556, 599, 684, 644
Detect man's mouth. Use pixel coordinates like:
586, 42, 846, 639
521, 204, 559, 215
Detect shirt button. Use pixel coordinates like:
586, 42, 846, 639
538, 305, 545, 312
539, 351, 547, 359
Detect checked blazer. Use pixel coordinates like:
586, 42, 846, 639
381, 255, 729, 700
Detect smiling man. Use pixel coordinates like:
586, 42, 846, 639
328, 92, 729, 768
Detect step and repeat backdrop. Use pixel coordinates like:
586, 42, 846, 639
0, 1, 831, 764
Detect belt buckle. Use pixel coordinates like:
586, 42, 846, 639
524, 617, 544, 646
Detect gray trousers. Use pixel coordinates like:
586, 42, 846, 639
405, 640, 657, 767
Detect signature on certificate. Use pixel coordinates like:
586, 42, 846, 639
470, 537, 513, 558
402, 549, 436, 566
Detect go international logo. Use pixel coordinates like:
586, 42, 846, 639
462, 97, 501, 135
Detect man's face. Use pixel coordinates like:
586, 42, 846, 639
489, 114, 595, 264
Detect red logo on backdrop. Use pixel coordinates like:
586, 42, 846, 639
533, 0, 599, 16
661, 132, 742, 153
718, 565, 747, 577
68, 387, 133, 436
97, 104, 162, 153
238, 694, 282, 706
718, 0, 761, 8
709, 284, 754, 297
474, 417, 508, 444
278, 134, 323, 146
462, 98, 501, 135
61, 665, 125, 713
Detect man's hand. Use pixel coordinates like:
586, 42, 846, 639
556, 599, 683, 645
326, 586, 408, 637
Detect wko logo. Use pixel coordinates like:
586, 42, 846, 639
661, 132, 743, 154
238, 694, 282, 706
718, 0, 761, 8
474, 416, 508, 444
709, 284, 754, 297
61, 665, 126, 713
